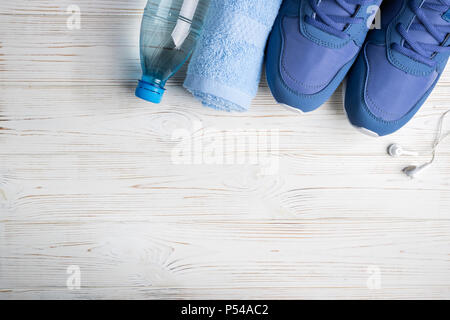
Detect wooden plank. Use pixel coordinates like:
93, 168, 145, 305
1, 1, 450, 300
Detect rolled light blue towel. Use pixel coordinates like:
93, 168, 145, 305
183, 0, 282, 112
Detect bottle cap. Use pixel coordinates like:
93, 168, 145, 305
135, 79, 165, 104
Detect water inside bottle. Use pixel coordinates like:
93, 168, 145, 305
140, 0, 210, 83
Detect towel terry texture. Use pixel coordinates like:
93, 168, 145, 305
183, 0, 282, 112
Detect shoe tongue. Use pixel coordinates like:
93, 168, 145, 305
407, 5, 450, 53
316, 0, 358, 30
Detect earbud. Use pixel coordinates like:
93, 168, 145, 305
387, 144, 419, 157
387, 109, 450, 179
387, 144, 428, 179
402, 163, 431, 179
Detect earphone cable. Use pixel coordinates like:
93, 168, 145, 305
427, 109, 450, 167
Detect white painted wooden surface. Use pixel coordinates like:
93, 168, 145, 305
1, 0, 450, 300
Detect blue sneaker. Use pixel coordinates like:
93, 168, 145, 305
345, 0, 450, 136
266, 0, 382, 112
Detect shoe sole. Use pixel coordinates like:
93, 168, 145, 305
279, 103, 304, 115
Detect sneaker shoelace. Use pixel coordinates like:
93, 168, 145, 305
393, 0, 450, 67
305, 0, 374, 39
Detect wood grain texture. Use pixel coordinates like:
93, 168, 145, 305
0, 1, 449, 300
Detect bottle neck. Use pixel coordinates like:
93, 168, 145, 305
142, 75, 166, 90
135, 76, 166, 104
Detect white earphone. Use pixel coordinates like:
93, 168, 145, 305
387, 144, 419, 157
387, 143, 430, 178
402, 163, 432, 179
387, 110, 450, 179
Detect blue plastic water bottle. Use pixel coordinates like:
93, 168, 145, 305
136, 0, 210, 104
